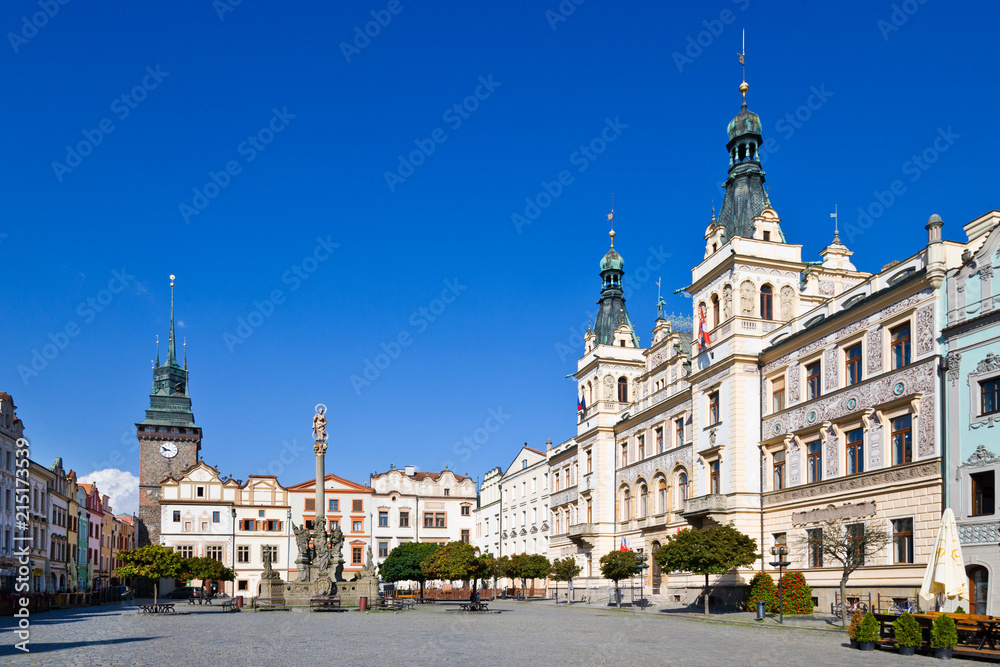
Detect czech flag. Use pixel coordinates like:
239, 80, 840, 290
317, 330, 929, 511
698, 305, 711, 350
577, 395, 586, 412
620, 536, 631, 552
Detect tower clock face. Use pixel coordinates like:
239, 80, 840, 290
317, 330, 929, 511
160, 442, 179, 459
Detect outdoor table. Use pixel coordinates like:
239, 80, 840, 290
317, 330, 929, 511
976, 619, 1000, 650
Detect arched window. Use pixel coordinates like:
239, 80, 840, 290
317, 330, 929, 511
711, 294, 720, 328
521, 459, 527, 469
677, 471, 688, 504
657, 478, 668, 514
760, 285, 774, 320
618, 377, 628, 403
638, 484, 648, 518
586, 381, 593, 405
620, 488, 631, 521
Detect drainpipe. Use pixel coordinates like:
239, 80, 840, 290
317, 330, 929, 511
758, 352, 765, 573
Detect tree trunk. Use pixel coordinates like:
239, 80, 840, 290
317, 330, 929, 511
152, 578, 158, 608
840, 572, 849, 629
704, 573, 710, 616
419, 579, 425, 601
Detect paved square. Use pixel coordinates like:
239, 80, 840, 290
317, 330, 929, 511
0, 601, 978, 665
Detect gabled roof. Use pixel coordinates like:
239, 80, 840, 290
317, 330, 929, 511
287, 472, 372, 493
371, 469, 471, 483
501, 445, 547, 478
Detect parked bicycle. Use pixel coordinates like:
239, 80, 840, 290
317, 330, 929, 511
887, 599, 919, 615
833, 598, 868, 617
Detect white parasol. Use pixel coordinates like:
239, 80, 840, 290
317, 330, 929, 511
919, 508, 966, 609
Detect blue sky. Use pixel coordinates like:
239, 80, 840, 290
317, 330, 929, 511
2, 1, 997, 510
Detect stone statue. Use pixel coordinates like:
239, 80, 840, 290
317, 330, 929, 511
293, 522, 311, 558
740, 280, 755, 316
313, 523, 331, 573
312, 405, 328, 443
723, 284, 732, 319
361, 545, 377, 578
603, 375, 614, 400
330, 525, 344, 561
261, 547, 277, 579
780, 285, 794, 321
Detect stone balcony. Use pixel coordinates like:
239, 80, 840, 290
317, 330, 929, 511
679, 494, 728, 517
567, 523, 597, 543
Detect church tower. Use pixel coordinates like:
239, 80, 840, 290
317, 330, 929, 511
137, 276, 201, 546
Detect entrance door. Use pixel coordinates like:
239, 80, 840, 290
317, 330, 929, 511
651, 541, 662, 594
969, 566, 989, 616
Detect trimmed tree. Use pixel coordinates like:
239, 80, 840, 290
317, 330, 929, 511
114, 544, 183, 607
380, 541, 440, 599
745, 572, 778, 613
599, 550, 641, 607
179, 557, 235, 594
508, 554, 551, 600
654, 524, 758, 615
549, 557, 582, 603
421, 541, 487, 593
777, 570, 813, 614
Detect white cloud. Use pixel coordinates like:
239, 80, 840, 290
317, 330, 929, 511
79, 468, 139, 516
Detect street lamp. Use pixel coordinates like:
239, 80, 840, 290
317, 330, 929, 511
769, 545, 791, 624
231, 508, 237, 597
286, 508, 292, 582
635, 552, 649, 611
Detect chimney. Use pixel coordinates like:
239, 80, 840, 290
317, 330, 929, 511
404, 465, 415, 477
925, 214, 945, 288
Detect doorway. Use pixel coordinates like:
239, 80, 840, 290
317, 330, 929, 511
651, 541, 662, 594
969, 566, 989, 616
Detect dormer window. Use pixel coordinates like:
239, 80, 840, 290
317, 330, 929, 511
763, 231, 771, 241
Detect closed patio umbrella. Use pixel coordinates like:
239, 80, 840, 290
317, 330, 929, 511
919, 508, 966, 611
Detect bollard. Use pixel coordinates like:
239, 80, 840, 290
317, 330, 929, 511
756, 600, 765, 621
359, 596, 368, 612
236, 595, 244, 609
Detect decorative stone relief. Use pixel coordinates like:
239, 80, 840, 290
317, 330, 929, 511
740, 280, 755, 316
959, 523, 1000, 545
764, 460, 938, 506
780, 285, 795, 321
824, 425, 838, 478
963, 445, 999, 467
723, 284, 732, 319
788, 440, 800, 486
947, 352, 961, 385
788, 362, 801, 403
917, 397, 935, 457
973, 352, 1000, 375
824, 348, 839, 391
867, 416, 883, 471
915, 305, 934, 356
866, 328, 883, 375
819, 280, 835, 296
615, 447, 693, 491
603, 375, 614, 400
791, 500, 876, 527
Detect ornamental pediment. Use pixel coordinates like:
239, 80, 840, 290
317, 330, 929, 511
963, 445, 999, 468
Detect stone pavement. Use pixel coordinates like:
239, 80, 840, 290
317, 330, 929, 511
0, 599, 980, 666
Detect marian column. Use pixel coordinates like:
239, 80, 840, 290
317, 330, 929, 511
313, 404, 328, 525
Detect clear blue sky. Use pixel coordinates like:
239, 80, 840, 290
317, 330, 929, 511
3, 1, 997, 497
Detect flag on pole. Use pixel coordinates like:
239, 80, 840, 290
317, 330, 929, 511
620, 536, 631, 552
698, 305, 712, 350
577, 395, 586, 412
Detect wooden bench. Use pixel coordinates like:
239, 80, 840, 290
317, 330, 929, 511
138, 603, 176, 614
459, 602, 490, 612
220, 599, 239, 612
378, 598, 414, 611
309, 596, 341, 611
252, 597, 287, 611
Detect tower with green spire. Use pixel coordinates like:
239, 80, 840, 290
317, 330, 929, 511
136, 275, 201, 547
716, 80, 768, 241
593, 228, 639, 347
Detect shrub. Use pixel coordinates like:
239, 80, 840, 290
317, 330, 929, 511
893, 612, 922, 648
930, 613, 958, 649
745, 572, 778, 613
777, 570, 813, 615
848, 608, 865, 640
856, 612, 879, 643
954, 605, 966, 614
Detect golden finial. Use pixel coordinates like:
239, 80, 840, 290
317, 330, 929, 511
738, 30, 748, 104
711, 200, 716, 222
170, 274, 175, 287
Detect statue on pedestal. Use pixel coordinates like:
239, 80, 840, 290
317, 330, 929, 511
292, 521, 312, 582
261, 547, 278, 580
313, 523, 331, 574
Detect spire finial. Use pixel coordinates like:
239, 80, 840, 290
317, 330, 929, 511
183, 337, 188, 371
155, 334, 160, 367
656, 277, 665, 320
607, 194, 615, 247
830, 204, 841, 244
738, 30, 748, 105
711, 200, 716, 223
167, 274, 178, 367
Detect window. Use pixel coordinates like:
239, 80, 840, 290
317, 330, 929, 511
638, 435, 645, 460
806, 362, 821, 400
655, 428, 663, 454
531, 477, 537, 493
708, 392, 720, 425
196, 486, 204, 498
177, 545, 193, 558
760, 285, 774, 320
638, 484, 648, 518
972, 471, 995, 516
675, 418, 684, 445
399, 511, 409, 528
212, 511, 220, 523
657, 479, 667, 513
265, 520, 281, 531
461, 505, 470, 516
677, 471, 688, 502
521, 481, 526, 497
847, 523, 865, 565
240, 519, 255, 531
892, 518, 914, 564
773, 532, 787, 556
352, 499, 363, 512
709, 461, 721, 494
259, 510, 265, 517
352, 520, 363, 532
330, 499, 338, 512
444, 489, 450, 497
586, 450, 593, 474
618, 377, 628, 403
845, 344, 862, 386
762, 231, 771, 241
521, 510, 526, 526
620, 443, 628, 467
620, 489, 631, 521
461, 529, 470, 544
772, 377, 785, 413
586, 500, 593, 523
238, 580, 248, 591
206, 545, 223, 561
424, 513, 442, 528
772, 451, 785, 490
846, 428, 865, 475
521, 458, 527, 469
304, 498, 315, 512
173, 511, 180, 522
712, 294, 720, 327
983, 379, 1000, 415
378, 511, 388, 527
891, 323, 911, 369
891, 415, 912, 465
330, 519, 339, 531
807, 441, 822, 483
352, 546, 362, 565
237, 545, 249, 563
378, 541, 388, 558
435, 513, 445, 527
807, 528, 823, 568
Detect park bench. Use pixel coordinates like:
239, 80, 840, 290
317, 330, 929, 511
459, 601, 489, 612
138, 603, 176, 614
309, 596, 341, 611
220, 599, 239, 612
252, 597, 287, 611
378, 598, 414, 611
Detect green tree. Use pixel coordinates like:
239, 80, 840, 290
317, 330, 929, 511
549, 557, 582, 603
599, 550, 641, 607
380, 542, 440, 599
114, 544, 183, 607
179, 557, 235, 593
508, 554, 551, 600
420, 542, 490, 593
654, 524, 758, 615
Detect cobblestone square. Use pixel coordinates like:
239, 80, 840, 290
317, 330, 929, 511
0, 601, 980, 666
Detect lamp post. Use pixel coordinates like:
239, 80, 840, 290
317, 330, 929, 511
231, 508, 237, 597
769, 545, 791, 624
635, 552, 649, 611
286, 508, 292, 582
